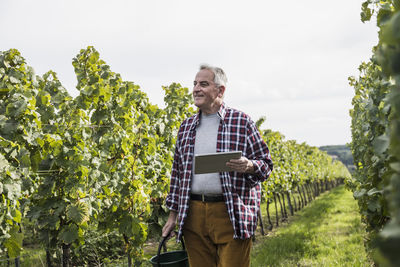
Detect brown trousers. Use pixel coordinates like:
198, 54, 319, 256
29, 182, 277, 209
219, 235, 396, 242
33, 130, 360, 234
183, 200, 252, 267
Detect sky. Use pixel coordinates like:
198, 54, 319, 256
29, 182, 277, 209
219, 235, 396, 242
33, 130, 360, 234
1, 0, 379, 147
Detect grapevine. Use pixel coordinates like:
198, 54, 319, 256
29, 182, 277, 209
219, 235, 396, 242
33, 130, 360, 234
0, 47, 349, 266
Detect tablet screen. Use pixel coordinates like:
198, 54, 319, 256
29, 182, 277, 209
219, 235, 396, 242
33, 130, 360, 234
194, 151, 242, 174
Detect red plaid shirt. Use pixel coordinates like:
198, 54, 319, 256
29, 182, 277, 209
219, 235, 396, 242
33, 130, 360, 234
166, 103, 273, 240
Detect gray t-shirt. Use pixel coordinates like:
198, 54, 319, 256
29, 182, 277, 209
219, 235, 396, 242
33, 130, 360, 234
191, 112, 223, 195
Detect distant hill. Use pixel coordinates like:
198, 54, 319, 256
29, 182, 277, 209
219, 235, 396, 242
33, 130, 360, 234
319, 145, 354, 172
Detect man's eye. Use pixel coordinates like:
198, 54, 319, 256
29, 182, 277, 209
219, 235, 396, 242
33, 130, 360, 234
200, 82, 209, 87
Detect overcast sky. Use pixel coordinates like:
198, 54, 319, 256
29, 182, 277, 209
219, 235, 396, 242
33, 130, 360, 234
1, 0, 378, 147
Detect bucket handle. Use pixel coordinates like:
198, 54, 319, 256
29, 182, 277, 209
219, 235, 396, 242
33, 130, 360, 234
157, 231, 186, 267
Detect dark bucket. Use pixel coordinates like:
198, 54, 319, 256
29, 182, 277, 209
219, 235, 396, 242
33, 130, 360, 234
149, 235, 189, 267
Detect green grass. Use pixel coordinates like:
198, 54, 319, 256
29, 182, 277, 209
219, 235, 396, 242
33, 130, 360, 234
251, 185, 373, 267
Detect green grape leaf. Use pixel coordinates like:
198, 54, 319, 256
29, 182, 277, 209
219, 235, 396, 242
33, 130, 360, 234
66, 203, 89, 224
59, 224, 79, 244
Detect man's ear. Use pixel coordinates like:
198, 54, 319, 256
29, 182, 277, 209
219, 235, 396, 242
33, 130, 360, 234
218, 85, 226, 97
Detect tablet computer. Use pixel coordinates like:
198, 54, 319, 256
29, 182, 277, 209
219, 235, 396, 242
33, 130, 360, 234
194, 151, 242, 174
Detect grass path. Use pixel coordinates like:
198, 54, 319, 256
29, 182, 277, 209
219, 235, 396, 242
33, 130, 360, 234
251, 185, 373, 267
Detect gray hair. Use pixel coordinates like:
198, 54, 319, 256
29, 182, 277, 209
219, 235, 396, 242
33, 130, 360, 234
200, 64, 227, 87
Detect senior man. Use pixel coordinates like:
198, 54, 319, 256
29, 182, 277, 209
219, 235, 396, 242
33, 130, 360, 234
162, 64, 273, 267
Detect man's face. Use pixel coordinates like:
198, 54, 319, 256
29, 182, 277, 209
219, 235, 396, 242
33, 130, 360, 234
193, 69, 222, 114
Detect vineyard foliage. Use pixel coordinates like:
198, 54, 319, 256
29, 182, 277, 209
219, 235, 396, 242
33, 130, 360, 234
348, 0, 400, 266
0, 47, 349, 265
259, 127, 350, 202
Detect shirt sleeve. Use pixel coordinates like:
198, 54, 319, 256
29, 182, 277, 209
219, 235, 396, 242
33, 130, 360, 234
245, 118, 273, 187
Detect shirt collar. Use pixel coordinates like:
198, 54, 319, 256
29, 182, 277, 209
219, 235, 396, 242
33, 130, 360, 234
217, 102, 227, 120
193, 102, 227, 127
